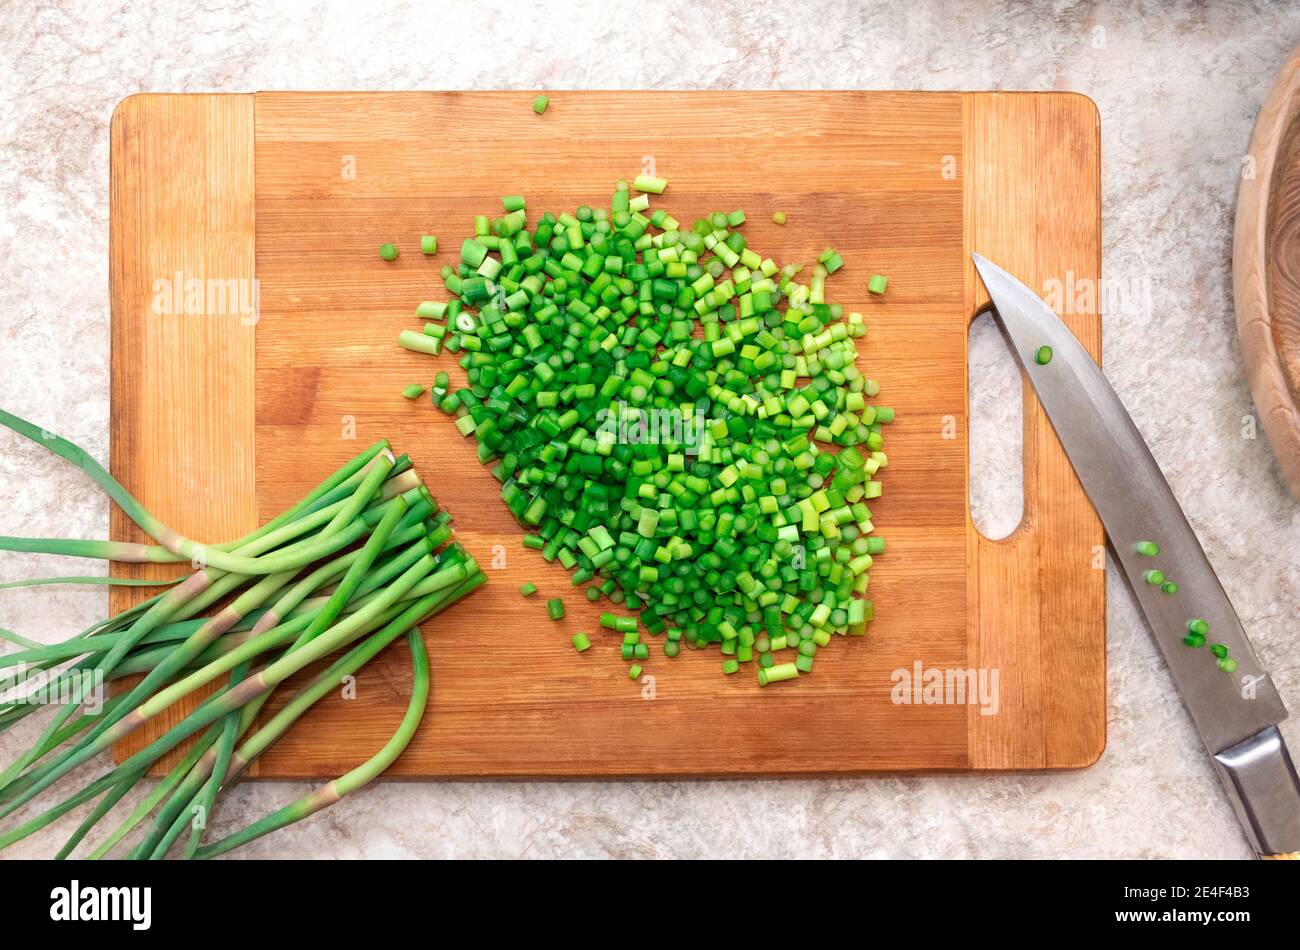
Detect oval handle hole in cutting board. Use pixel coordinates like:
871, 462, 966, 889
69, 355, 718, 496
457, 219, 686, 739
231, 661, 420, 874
968, 310, 1024, 541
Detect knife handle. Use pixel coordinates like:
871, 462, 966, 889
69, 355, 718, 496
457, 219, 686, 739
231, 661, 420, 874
1213, 726, 1300, 859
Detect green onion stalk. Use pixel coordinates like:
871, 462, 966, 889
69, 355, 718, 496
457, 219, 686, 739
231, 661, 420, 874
0, 408, 484, 857
196, 627, 430, 859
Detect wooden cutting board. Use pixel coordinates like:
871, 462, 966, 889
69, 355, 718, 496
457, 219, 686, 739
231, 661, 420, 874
109, 91, 1102, 777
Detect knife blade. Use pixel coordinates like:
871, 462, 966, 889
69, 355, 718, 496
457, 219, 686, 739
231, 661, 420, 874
972, 251, 1300, 858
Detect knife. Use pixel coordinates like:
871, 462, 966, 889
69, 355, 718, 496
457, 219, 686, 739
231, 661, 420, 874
972, 252, 1300, 860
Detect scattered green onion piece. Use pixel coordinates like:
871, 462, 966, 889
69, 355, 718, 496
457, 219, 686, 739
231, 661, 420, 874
571, 632, 591, 652
628, 664, 642, 680
532, 95, 549, 114
1209, 643, 1228, 660
1187, 619, 1210, 637
632, 175, 667, 194
519, 582, 537, 597
819, 248, 844, 274
1218, 657, 1238, 674
1183, 632, 1206, 648
398, 330, 440, 356
1035, 345, 1053, 365
1134, 541, 1160, 557
759, 662, 800, 686
546, 598, 565, 620
867, 274, 888, 295
401, 384, 425, 400
1143, 569, 1165, 586
420, 235, 438, 255
379, 243, 399, 261
1161, 581, 1178, 595
772, 211, 786, 225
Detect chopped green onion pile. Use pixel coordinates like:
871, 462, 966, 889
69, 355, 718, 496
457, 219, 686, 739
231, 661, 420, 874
0, 409, 484, 858
396, 177, 892, 686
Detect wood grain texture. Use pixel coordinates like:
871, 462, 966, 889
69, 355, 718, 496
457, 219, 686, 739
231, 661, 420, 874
963, 93, 1106, 769
1235, 45, 1300, 498
109, 94, 257, 770
111, 91, 1101, 777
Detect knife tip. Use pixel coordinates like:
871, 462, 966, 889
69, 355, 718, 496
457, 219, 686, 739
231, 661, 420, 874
970, 251, 1011, 293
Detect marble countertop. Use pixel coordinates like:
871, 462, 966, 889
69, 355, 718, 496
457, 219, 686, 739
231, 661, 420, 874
1, 0, 1297, 859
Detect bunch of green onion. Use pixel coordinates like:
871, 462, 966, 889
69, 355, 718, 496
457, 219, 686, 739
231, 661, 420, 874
397, 177, 891, 684
0, 408, 483, 858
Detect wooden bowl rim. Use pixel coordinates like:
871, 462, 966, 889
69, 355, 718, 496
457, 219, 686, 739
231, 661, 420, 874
1234, 44, 1300, 498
